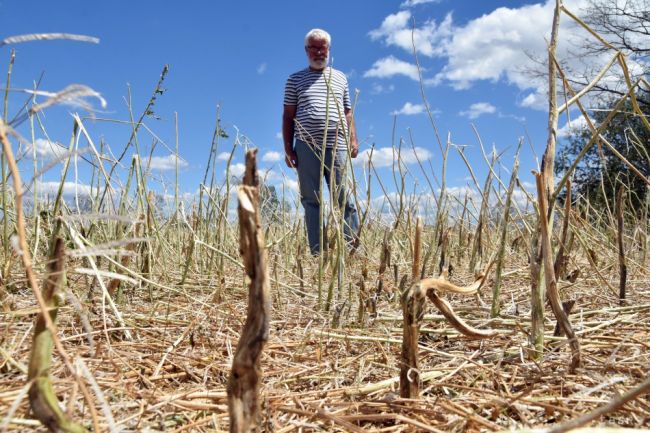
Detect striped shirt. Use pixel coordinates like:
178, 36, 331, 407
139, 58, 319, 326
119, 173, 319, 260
284, 67, 351, 149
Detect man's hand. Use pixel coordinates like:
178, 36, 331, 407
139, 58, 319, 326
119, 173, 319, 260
350, 139, 359, 158
285, 148, 298, 168
345, 108, 359, 159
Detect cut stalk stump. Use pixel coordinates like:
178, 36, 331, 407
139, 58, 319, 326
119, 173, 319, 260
227, 149, 271, 433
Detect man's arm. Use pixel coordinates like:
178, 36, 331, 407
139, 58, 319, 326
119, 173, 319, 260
282, 104, 297, 168
345, 107, 358, 158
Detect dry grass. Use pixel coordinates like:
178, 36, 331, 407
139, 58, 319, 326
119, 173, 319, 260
1, 235, 649, 431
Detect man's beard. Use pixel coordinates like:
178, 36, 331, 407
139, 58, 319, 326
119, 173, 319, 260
309, 56, 328, 70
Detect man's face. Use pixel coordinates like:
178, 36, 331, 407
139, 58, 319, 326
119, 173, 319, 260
305, 38, 329, 70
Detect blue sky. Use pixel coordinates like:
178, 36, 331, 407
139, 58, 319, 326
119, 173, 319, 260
1, 0, 620, 209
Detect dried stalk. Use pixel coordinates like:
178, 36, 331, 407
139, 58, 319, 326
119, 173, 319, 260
399, 290, 422, 398
412, 217, 422, 281
349, 370, 444, 397
400, 218, 423, 398
372, 229, 392, 315
535, 171, 581, 372
1, 50, 15, 298
553, 300, 575, 337
616, 186, 627, 304
400, 255, 497, 397
546, 375, 650, 433
106, 154, 136, 281
1, 33, 99, 47
540, 0, 561, 195
491, 141, 521, 317
0, 121, 88, 432
554, 180, 572, 279
227, 149, 270, 433
530, 0, 562, 360
416, 271, 497, 339
27, 238, 87, 433
142, 190, 154, 281
469, 150, 495, 274
93, 64, 169, 221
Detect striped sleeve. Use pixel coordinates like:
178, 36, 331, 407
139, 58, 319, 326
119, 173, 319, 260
284, 76, 297, 106
343, 76, 351, 111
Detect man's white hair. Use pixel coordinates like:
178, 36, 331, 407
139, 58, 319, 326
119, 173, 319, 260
304, 28, 331, 47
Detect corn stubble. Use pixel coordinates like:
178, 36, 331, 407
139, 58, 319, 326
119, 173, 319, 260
1, 6, 650, 432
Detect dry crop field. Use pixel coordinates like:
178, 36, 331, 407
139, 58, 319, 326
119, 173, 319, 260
1, 3, 650, 433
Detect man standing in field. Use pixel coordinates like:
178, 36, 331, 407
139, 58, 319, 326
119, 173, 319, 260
282, 28, 360, 256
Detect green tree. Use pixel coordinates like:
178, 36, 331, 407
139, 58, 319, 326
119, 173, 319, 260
556, 91, 649, 207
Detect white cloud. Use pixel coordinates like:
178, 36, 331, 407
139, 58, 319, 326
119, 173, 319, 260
459, 102, 497, 119
369, 11, 453, 57
498, 112, 527, 123
370, 83, 395, 95
445, 185, 476, 198
368, 0, 645, 110
159, 190, 198, 206
363, 56, 420, 81
262, 151, 282, 162
260, 169, 282, 183
259, 169, 300, 195
229, 163, 246, 177
37, 181, 93, 197
435, 184, 533, 216
401, 0, 441, 7
365, 191, 442, 221
370, 11, 410, 38
391, 102, 425, 116
217, 152, 231, 161
148, 154, 188, 171
275, 132, 283, 140
440, 0, 640, 100
355, 146, 432, 168
285, 179, 299, 193
432, 2, 557, 90
26, 138, 67, 160
520, 92, 547, 110
511, 189, 534, 209
557, 114, 595, 138
257, 63, 267, 74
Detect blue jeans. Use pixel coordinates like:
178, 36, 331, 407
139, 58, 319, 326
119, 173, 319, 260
295, 139, 359, 255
